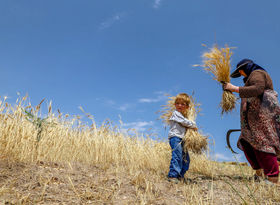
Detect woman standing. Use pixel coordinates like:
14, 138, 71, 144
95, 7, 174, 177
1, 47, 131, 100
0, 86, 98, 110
224, 59, 280, 185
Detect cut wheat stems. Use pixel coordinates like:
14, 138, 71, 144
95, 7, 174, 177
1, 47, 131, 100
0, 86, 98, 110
159, 95, 208, 154
195, 44, 237, 114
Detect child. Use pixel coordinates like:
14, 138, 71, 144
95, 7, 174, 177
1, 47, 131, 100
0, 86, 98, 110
167, 93, 197, 183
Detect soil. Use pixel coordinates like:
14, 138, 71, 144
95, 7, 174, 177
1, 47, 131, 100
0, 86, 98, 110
0, 159, 279, 204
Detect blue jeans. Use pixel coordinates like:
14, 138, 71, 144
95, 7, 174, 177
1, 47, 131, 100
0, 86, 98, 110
168, 137, 190, 178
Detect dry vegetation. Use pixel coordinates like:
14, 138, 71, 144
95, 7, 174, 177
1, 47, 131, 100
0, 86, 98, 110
1, 96, 280, 204
195, 44, 237, 114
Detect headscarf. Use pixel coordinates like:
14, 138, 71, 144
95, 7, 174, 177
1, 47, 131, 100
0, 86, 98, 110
232, 58, 266, 83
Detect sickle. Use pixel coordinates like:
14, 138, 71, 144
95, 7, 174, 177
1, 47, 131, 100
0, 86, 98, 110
226, 129, 241, 154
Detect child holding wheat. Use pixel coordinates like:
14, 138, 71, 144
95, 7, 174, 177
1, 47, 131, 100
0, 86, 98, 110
167, 93, 198, 183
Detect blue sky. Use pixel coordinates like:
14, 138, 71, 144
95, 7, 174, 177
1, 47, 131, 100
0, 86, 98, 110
1, 0, 280, 162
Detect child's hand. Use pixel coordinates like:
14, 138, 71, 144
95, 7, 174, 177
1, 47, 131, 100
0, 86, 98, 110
192, 127, 198, 131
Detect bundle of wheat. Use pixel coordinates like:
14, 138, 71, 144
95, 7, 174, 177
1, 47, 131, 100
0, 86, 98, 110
195, 44, 237, 114
159, 95, 208, 154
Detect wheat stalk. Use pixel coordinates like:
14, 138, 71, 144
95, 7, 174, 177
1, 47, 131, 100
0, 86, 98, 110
195, 44, 237, 114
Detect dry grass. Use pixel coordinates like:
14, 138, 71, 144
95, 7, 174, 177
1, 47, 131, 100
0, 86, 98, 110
159, 94, 208, 154
195, 44, 237, 114
0, 96, 280, 204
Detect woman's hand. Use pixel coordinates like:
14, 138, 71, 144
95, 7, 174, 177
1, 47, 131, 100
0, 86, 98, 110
223, 83, 239, 93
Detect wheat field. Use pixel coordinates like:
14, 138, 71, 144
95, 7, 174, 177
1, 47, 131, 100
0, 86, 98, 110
0, 96, 280, 204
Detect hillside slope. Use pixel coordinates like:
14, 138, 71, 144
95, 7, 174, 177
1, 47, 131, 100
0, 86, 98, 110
1, 159, 280, 205
0, 98, 280, 204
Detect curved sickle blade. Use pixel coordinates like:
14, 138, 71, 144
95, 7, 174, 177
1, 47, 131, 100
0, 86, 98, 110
226, 129, 241, 154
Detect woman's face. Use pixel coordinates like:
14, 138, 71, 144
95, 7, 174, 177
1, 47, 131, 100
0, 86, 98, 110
239, 69, 247, 77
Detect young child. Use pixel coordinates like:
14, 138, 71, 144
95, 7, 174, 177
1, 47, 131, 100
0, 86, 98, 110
167, 93, 197, 183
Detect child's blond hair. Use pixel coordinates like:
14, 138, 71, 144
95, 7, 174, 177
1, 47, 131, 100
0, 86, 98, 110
174, 93, 191, 118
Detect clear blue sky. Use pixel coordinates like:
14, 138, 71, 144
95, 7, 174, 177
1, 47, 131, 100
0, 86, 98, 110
1, 0, 280, 162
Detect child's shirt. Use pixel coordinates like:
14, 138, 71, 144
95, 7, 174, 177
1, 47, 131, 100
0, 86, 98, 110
168, 110, 197, 139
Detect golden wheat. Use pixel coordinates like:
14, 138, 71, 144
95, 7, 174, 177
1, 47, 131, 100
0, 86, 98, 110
1, 96, 280, 204
195, 44, 237, 114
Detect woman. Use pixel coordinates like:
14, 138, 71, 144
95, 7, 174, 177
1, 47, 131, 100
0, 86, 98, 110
224, 59, 280, 185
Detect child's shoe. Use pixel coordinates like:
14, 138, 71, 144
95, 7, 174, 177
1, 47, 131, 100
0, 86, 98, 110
180, 177, 195, 184
167, 177, 180, 184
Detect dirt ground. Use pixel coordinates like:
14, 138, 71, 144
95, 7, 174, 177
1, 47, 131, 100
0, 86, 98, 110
1, 159, 280, 205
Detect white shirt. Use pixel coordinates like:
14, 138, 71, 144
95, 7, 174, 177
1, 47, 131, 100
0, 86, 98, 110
168, 110, 197, 139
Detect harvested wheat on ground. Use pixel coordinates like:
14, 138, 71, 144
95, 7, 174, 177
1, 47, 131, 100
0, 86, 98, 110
159, 94, 208, 154
195, 44, 237, 114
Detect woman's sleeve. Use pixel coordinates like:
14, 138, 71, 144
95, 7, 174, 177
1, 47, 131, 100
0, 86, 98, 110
170, 111, 196, 128
239, 71, 266, 98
